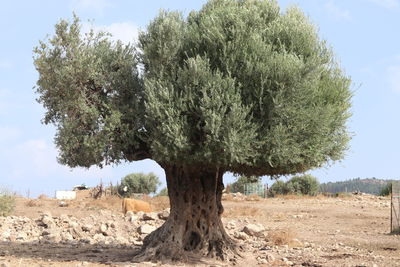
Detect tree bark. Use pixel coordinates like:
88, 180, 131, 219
133, 164, 239, 262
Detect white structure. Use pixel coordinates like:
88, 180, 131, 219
55, 190, 76, 200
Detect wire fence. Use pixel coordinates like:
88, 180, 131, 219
391, 181, 400, 234
243, 183, 267, 198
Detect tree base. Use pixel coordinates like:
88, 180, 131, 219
132, 164, 242, 263
133, 219, 242, 263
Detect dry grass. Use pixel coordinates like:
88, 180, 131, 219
245, 194, 262, 201
81, 195, 170, 213
223, 206, 261, 218
83, 196, 122, 212
222, 193, 234, 201
222, 193, 264, 202
267, 229, 299, 247
271, 212, 287, 222
147, 196, 170, 211
274, 194, 327, 200
26, 199, 42, 207
37, 194, 48, 200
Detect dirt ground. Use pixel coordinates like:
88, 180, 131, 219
1, 193, 399, 267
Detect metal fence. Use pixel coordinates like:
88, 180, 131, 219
391, 181, 400, 234
243, 183, 266, 198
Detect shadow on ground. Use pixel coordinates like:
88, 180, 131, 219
0, 241, 141, 264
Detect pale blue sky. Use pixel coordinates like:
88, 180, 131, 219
0, 0, 399, 197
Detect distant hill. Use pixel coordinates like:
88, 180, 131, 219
319, 178, 395, 195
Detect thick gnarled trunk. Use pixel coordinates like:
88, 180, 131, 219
134, 164, 238, 262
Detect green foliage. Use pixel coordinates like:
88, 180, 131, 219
230, 175, 261, 193
118, 173, 160, 197
286, 175, 319, 196
157, 187, 168, 197
268, 174, 319, 196
268, 180, 290, 197
0, 188, 15, 216
34, 1, 352, 177
320, 178, 392, 195
379, 182, 392, 196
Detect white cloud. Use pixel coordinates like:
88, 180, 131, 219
325, 1, 352, 21
387, 65, 400, 92
368, 0, 400, 8
82, 22, 139, 44
71, 0, 113, 14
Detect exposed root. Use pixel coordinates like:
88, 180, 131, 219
132, 221, 242, 264
131, 164, 242, 264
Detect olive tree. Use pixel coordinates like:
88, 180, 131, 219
118, 172, 160, 197
34, 0, 351, 261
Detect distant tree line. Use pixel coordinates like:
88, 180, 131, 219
319, 178, 395, 196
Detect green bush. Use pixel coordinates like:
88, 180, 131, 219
0, 188, 16, 216
118, 172, 161, 197
230, 175, 260, 193
268, 175, 319, 197
268, 180, 290, 197
287, 175, 319, 196
380, 182, 392, 196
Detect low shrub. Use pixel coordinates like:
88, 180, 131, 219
26, 199, 42, 207
268, 180, 290, 197
287, 175, 319, 196
268, 175, 320, 197
267, 229, 298, 246
0, 188, 16, 216
379, 182, 392, 196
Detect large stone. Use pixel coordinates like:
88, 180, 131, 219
266, 254, 275, 262
82, 224, 93, 232
226, 221, 236, 230
242, 223, 265, 237
125, 211, 134, 217
142, 212, 158, 221
61, 232, 74, 241
138, 224, 157, 234
234, 231, 249, 241
157, 210, 170, 220
99, 224, 108, 234
41, 215, 56, 228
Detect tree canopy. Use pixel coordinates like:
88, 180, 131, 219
34, 0, 352, 261
118, 172, 160, 196
34, 1, 351, 177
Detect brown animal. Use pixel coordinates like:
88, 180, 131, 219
122, 198, 152, 214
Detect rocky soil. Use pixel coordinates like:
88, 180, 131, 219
0, 194, 399, 266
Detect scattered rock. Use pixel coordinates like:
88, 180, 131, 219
99, 224, 108, 234
125, 211, 134, 217
82, 224, 93, 232
243, 224, 265, 237
266, 254, 275, 262
58, 201, 68, 207
234, 231, 249, 241
142, 212, 158, 221
157, 209, 170, 220
41, 215, 55, 228
226, 221, 236, 230
138, 224, 156, 234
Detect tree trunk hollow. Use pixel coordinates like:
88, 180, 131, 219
133, 164, 239, 263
